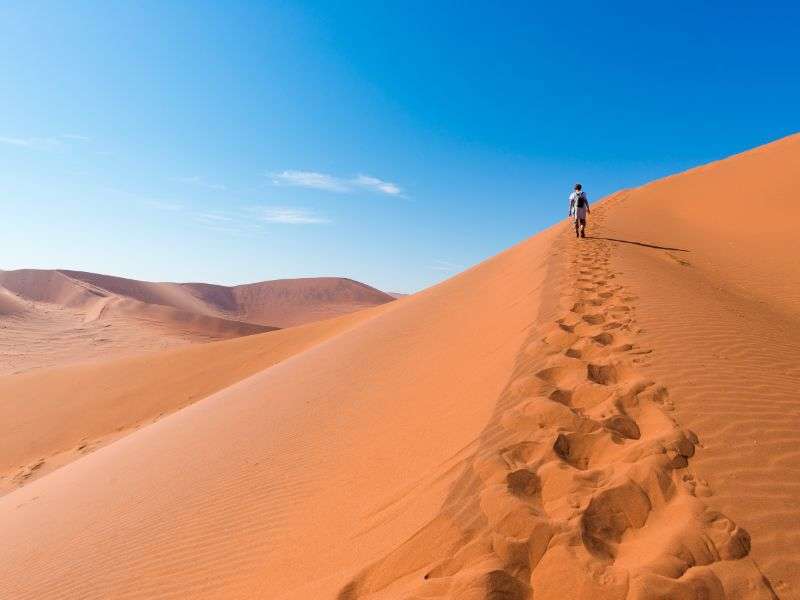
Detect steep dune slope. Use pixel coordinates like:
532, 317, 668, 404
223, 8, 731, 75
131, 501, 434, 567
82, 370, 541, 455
0, 269, 107, 310
0, 221, 565, 599
0, 285, 28, 315
0, 306, 384, 495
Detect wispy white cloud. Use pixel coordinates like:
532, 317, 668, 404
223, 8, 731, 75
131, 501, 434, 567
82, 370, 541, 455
191, 211, 234, 224
428, 259, 465, 272
257, 206, 330, 225
0, 136, 64, 150
197, 224, 252, 236
270, 170, 350, 192
269, 170, 402, 196
0, 134, 90, 150
352, 174, 401, 195
143, 199, 183, 212
173, 176, 226, 191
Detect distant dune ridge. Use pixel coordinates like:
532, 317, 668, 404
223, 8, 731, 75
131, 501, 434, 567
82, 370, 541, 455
0, 133, 798, 598
0, 269, 395, 327
0, 270, 394, 374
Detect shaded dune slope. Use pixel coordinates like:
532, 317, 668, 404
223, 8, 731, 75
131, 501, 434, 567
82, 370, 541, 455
1, 134, 797, 599
0, 285, 28, 315
60, 270, 396, 328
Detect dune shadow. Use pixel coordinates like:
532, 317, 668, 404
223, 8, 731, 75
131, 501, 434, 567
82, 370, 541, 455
584, 236, 689, 253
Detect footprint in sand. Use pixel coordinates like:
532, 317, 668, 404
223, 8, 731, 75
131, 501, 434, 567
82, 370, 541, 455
592, 332, 614, 346
587, 363, 622, 385
581, 313, 605, 325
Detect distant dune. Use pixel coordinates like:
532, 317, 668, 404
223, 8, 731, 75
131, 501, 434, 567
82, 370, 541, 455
0, 285, 28, 315
0, 134, 797, 599
0, 270, 393, 373
53, 270, 396, 328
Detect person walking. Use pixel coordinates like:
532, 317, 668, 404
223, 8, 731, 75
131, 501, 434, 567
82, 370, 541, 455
569, 183, 590, 238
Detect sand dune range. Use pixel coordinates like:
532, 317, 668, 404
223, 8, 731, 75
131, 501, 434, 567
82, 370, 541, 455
338, 204, 775, 599
57, 269, 397, 328
0, 269, 393, 374
0, 268, 395, 329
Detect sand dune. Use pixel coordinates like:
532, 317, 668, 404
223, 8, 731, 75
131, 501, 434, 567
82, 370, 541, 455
0, 270, 392, 373
1, 134, 797, 599
592, 132, 800, 597
0, 285, 28, 315
0, 269, 394, 328
58, 270, 396, 327
0, 305, 385, 495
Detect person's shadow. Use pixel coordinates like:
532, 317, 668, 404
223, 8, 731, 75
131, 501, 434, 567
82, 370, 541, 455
584, 236, 689, 253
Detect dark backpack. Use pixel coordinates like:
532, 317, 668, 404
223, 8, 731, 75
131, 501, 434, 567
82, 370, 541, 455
576, 192, 587, 208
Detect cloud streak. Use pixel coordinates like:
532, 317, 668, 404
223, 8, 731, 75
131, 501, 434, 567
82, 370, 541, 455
353, 174, 401, 195
190, 211, 235, 224
123, 186, 330, 231
0, 134, 90, 150
270, 170, 349, 192
270, 170, 402, 196
0, 136, 64, 150
144, 199, 184, 212
173, 176, 227, 191
257, 206, 330, 225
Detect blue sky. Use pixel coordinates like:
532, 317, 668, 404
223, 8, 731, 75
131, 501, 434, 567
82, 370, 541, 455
1, 2, 798, 292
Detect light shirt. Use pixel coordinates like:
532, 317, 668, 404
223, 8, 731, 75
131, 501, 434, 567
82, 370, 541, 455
569, 191, 589, 217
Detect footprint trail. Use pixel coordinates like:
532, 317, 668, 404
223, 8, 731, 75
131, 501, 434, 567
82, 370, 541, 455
339, 204, 776, 600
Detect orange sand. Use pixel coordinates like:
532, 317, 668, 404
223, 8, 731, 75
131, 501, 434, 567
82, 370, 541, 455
0, 134, 797, 599
0, 271, 392, 373
0, 306, 385, 495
